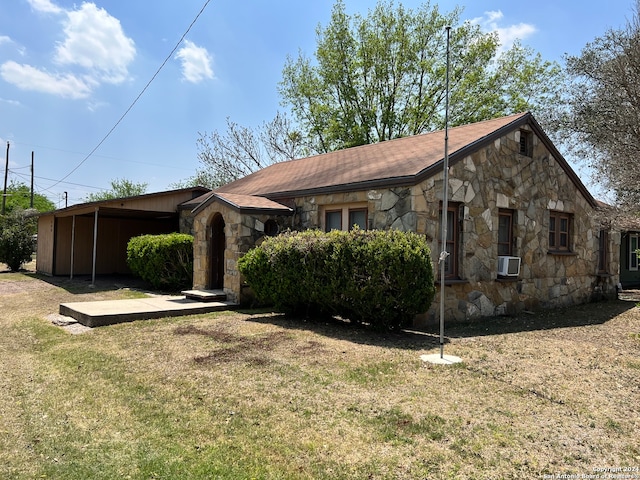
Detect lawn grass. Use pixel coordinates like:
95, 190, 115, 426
1, 267, 639, 479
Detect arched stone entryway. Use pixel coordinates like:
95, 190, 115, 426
209, 213, 226, 289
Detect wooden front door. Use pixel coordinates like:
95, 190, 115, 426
210, 214, 225, 289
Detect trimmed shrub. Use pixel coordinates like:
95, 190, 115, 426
238, 229, 435, 330
0, 208, 37, 271
126, 233, 193, 291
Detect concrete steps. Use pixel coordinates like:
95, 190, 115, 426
181, 289, 227, 302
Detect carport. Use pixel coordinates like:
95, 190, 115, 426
36, 187, 209, 283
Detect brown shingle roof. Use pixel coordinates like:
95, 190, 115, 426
190, 192, 294, 215
216, 113, 530, 198
190, 112, 597, 212
214, 193, 293, 212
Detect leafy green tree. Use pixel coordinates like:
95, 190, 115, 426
550, 3, 640, 207
2, 180, 55, 214
84, 178, 148, 202
191, 0, 562, 186
279, 0, 563, 152
0, 208, 36, 271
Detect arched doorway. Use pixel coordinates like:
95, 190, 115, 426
209, 213, 226, 289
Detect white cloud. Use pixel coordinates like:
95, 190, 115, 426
0, 36, 27, 57
54, 2, 136, 84
26, 0, 63, 15
471, 10, 537, 52
87, 99, 108, 112
0, 2, 135, 100
0, 97, 22, 107
175, 40, 214, 84
0, 61, 94, 99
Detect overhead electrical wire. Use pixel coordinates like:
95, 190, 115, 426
5, 171, 62, 204
47, 0, 213, 190
8, 170, 105, 192
9, 171, 63, 195
10, 140, 188, 170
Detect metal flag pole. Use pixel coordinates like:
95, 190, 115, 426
422, 25, 461, 366
439, 25, 452, 359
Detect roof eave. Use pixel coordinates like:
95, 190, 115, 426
237, 206, 294, 216
264, 176, 418, 200
265, 114, 534, 199
191, 193, 293, 216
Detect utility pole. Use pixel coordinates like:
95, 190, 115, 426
64, 191, 68, 208
30, 151, 34, 208
2, 141, 9, 215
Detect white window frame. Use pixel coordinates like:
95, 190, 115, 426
630, 234, 639, 271
321, 203, 368, 232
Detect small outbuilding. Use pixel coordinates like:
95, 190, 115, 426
36, 187, 209, 280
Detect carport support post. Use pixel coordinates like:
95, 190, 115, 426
70, 215, 76, 280
91, 208, 98, 286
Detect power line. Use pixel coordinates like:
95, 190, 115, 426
48, 0, 212, 190
9, 140, 188, 170
5, 165, 31, 170
9, 170, 104, 191
4, 172, 62, 203
8, 170, 97, 206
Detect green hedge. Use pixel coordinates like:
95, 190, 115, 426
126, 233, 193, 291
238, 229, 435, 330
0, 208, 37, 271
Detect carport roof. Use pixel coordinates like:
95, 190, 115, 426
38, 187, 210, 219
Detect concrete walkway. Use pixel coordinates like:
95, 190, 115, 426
60, 294, 238, 328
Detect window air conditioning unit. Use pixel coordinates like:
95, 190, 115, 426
498, 256, 521, 277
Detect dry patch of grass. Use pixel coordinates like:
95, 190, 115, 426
1, 268, 639, 479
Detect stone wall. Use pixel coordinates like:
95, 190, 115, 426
413, 127, 619, 324
290, 126, 619, 324
178, 208, 195, 235
293, 188, 417, 232
192, 201, 292, 304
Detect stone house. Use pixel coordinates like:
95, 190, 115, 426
186, 112, 619, 324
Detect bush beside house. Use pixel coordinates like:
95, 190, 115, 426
238, 229, 435, 330
127, 233, 193, 291
0, 208, 37, 271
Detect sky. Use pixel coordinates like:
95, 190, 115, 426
0, 0, 635, 208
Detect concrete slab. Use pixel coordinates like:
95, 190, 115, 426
60, 295, 238, 328
420, 353, 463, 365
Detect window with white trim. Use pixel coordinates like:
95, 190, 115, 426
348, 208, 367, 230
325, 210, 342, 231
322, 203, 368, 232
630, 234, 639, 271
